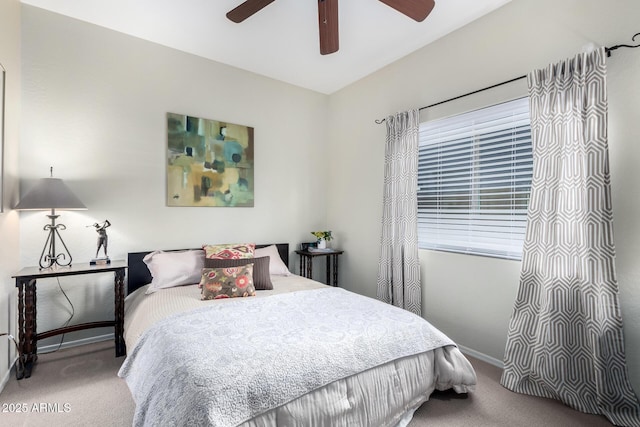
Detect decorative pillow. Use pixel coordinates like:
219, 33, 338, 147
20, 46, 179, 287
201, 264, 256, 300
203, 243, 255, 260
143, 249, 205, 294
203, 256, 273, 290
255, 245, 291, 276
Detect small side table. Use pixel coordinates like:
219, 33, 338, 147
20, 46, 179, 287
295, 249, 344, 287
12, 261, 127, 380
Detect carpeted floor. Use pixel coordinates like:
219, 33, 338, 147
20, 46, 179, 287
0, 340, 613, 426
0, 341, 135, 427
412, 357, 613, 427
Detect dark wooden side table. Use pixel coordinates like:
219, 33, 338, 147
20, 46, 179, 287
295, 249, 344, 287
12, 261, 127, 380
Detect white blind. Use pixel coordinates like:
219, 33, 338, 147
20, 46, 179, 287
417, 97, 533, 260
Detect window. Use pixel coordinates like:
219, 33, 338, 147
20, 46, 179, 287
417, 97, 533, 260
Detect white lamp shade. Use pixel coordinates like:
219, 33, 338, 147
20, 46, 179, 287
15, 178, 87, 210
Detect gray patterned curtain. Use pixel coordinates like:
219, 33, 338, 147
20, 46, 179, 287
376, 110, 421, 316
501, 48, 640, 426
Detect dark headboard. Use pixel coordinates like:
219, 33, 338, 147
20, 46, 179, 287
126, 243, 289, 295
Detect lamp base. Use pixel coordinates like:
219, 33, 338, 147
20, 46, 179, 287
39, 213, 73, 270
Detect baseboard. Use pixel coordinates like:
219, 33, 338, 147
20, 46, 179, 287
38, 333, 114, 353
0, 355, 19, 394
458, 344, 504, 369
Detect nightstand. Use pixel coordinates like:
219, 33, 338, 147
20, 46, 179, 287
12, 261, 127, 379
295, 249, 344, 287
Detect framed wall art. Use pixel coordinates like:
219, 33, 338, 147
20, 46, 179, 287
167, 113, 254, 207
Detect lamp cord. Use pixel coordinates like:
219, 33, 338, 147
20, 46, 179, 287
1, 332, 22, 374
39, 277, 75, 355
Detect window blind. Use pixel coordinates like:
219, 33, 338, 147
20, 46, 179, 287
417, 97, 533, 260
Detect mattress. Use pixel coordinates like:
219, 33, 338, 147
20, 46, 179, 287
121, 275, 476, 426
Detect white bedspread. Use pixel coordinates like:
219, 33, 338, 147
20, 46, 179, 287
118, 287, 455, 427
122, 275, 328, 351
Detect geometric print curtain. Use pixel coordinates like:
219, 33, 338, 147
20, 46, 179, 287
376, 109, 422, 316
501, 47, 640, 426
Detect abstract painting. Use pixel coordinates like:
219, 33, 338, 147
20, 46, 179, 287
167, 113, 254, 207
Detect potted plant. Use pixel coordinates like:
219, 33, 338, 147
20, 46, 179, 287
311, 231, 333, 249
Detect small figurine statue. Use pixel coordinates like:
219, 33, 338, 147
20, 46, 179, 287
92, 220, 111, 259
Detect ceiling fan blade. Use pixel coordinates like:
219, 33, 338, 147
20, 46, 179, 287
318, 0, 339, 55
379, 0, 435, 22
227, 0, 276, 23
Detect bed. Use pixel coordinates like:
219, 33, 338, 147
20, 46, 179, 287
118, 243, 476, 427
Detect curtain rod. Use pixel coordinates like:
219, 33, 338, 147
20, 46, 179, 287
374, 74, 525, 124
375, 32, 640, 124
605, 32, 640, 57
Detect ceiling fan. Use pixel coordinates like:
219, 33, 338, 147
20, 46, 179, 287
226, 0, 436, 55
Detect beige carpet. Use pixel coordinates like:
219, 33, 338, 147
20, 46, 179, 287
0, 341, 134, 427
0, 341, 613, 426
412, 356, 613, 427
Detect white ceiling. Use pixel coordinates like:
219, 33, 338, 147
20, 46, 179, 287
21, 0, 512, 94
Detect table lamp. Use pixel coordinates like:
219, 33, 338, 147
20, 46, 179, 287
15, 167, 87, 269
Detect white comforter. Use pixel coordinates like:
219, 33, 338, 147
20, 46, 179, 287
119, 276, 476, 427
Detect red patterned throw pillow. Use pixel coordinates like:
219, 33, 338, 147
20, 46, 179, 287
200, 264, 256, 300
203, 243, 255, 260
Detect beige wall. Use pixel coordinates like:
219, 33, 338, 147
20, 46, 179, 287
608, 41, 640, 393
20, 6, 329, 347
0, 0, 21, 389
328, 0, 640, 391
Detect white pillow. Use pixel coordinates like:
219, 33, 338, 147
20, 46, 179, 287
255, 245, 291, 276
143, 249, 205, 294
